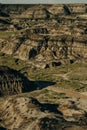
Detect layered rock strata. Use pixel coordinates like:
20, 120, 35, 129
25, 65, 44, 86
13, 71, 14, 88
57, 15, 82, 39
0, 4, 87, 68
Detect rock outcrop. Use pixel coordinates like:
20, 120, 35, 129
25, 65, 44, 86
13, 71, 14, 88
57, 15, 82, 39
0, 4, 87, 68
0, 66, 33, 96
0, 96, 87, 130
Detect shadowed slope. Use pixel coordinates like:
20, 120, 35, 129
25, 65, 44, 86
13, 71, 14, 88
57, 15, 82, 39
0, 66, 55, 96
0, 66, 31, 96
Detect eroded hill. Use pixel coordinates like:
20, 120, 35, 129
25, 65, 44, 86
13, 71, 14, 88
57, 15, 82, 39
1, 95, 87, 130
0, 4, 87, 68
0, 4, 87, 130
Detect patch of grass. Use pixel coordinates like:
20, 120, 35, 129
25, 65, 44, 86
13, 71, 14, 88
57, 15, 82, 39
37, 90, 66, 103
0, 53, 28, 71
23, 62, 87, 92
0, 31, 14, 38
0, 52, 87, 92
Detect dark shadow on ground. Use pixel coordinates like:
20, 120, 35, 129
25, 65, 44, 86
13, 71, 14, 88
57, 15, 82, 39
23, 80, 56, 92
0, 127, 7, 130
30, 97, 62, 115
0, 66, 56, 96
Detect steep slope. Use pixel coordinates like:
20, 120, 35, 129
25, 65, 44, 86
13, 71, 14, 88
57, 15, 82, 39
0, 66, 35, 96
0, 96, 87, 130
0, 4, 87, 68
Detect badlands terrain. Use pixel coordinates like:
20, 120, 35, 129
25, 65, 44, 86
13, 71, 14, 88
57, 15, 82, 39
0, 4, 87, 130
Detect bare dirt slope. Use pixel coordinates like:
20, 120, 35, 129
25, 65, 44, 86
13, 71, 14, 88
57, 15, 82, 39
0, 94, 87, 130
0, 4, 87, 130
0, 4, 87, 69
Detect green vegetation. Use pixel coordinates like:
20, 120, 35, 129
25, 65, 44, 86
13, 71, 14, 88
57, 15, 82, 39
26, 62, 87, 92
24, 88, 66, 103
0, 53, 28, 70
0, 52, 87, 93
0, 31, 14, 38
